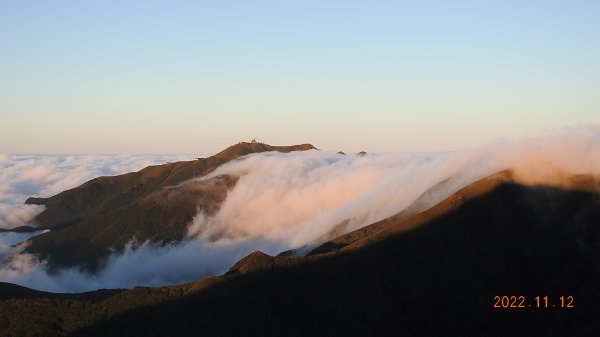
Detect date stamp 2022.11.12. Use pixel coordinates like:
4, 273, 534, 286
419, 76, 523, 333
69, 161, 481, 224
493, 295, 574, 309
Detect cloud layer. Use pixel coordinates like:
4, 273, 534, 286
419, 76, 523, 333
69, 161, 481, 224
0, 154, 194, 229
1, 126, 599, 292
189, 125, 600, 247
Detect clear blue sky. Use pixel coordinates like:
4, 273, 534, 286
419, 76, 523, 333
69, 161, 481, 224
1, 0, 598, 154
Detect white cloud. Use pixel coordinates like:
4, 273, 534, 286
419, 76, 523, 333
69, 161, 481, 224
0, 238, 283, 292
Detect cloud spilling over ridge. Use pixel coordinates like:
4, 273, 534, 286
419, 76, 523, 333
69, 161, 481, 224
188, 150, 445, 245
189, 126, 600, 247
0, 154, 194, 229
1, 126, 599, 292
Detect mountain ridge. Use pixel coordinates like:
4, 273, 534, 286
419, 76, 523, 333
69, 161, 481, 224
25, 142, 316, 229
19, 142, 315, 271
1, 175, 599, 336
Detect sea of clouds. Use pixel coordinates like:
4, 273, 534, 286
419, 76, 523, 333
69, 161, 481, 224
0, 154, 194, 230
0, 126, 599, 292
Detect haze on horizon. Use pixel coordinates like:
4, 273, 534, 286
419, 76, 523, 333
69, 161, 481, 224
1, 0, 599, 154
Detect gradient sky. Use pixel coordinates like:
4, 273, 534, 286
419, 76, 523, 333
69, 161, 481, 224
1, 0, 598, 154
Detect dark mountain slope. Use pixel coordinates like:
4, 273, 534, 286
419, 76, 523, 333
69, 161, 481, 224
309, 170, 514, 255
73, 184, 600, 337
310, 170, 599, 256
0, 282, 124, 301
1, 179, 599, 336
24, 175, 238, 271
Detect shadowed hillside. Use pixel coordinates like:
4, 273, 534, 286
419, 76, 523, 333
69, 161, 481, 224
0, 282, 124, 301
1, 175, 598, 336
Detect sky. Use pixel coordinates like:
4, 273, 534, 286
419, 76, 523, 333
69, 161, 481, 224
1, 0, 598, 154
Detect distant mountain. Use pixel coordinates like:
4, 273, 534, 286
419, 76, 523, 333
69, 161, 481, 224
0, 282, 123, 301
21, 142, 315, 271
1, 172, 599, 336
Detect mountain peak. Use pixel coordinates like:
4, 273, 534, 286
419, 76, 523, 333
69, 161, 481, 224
214, 142, 316, 160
